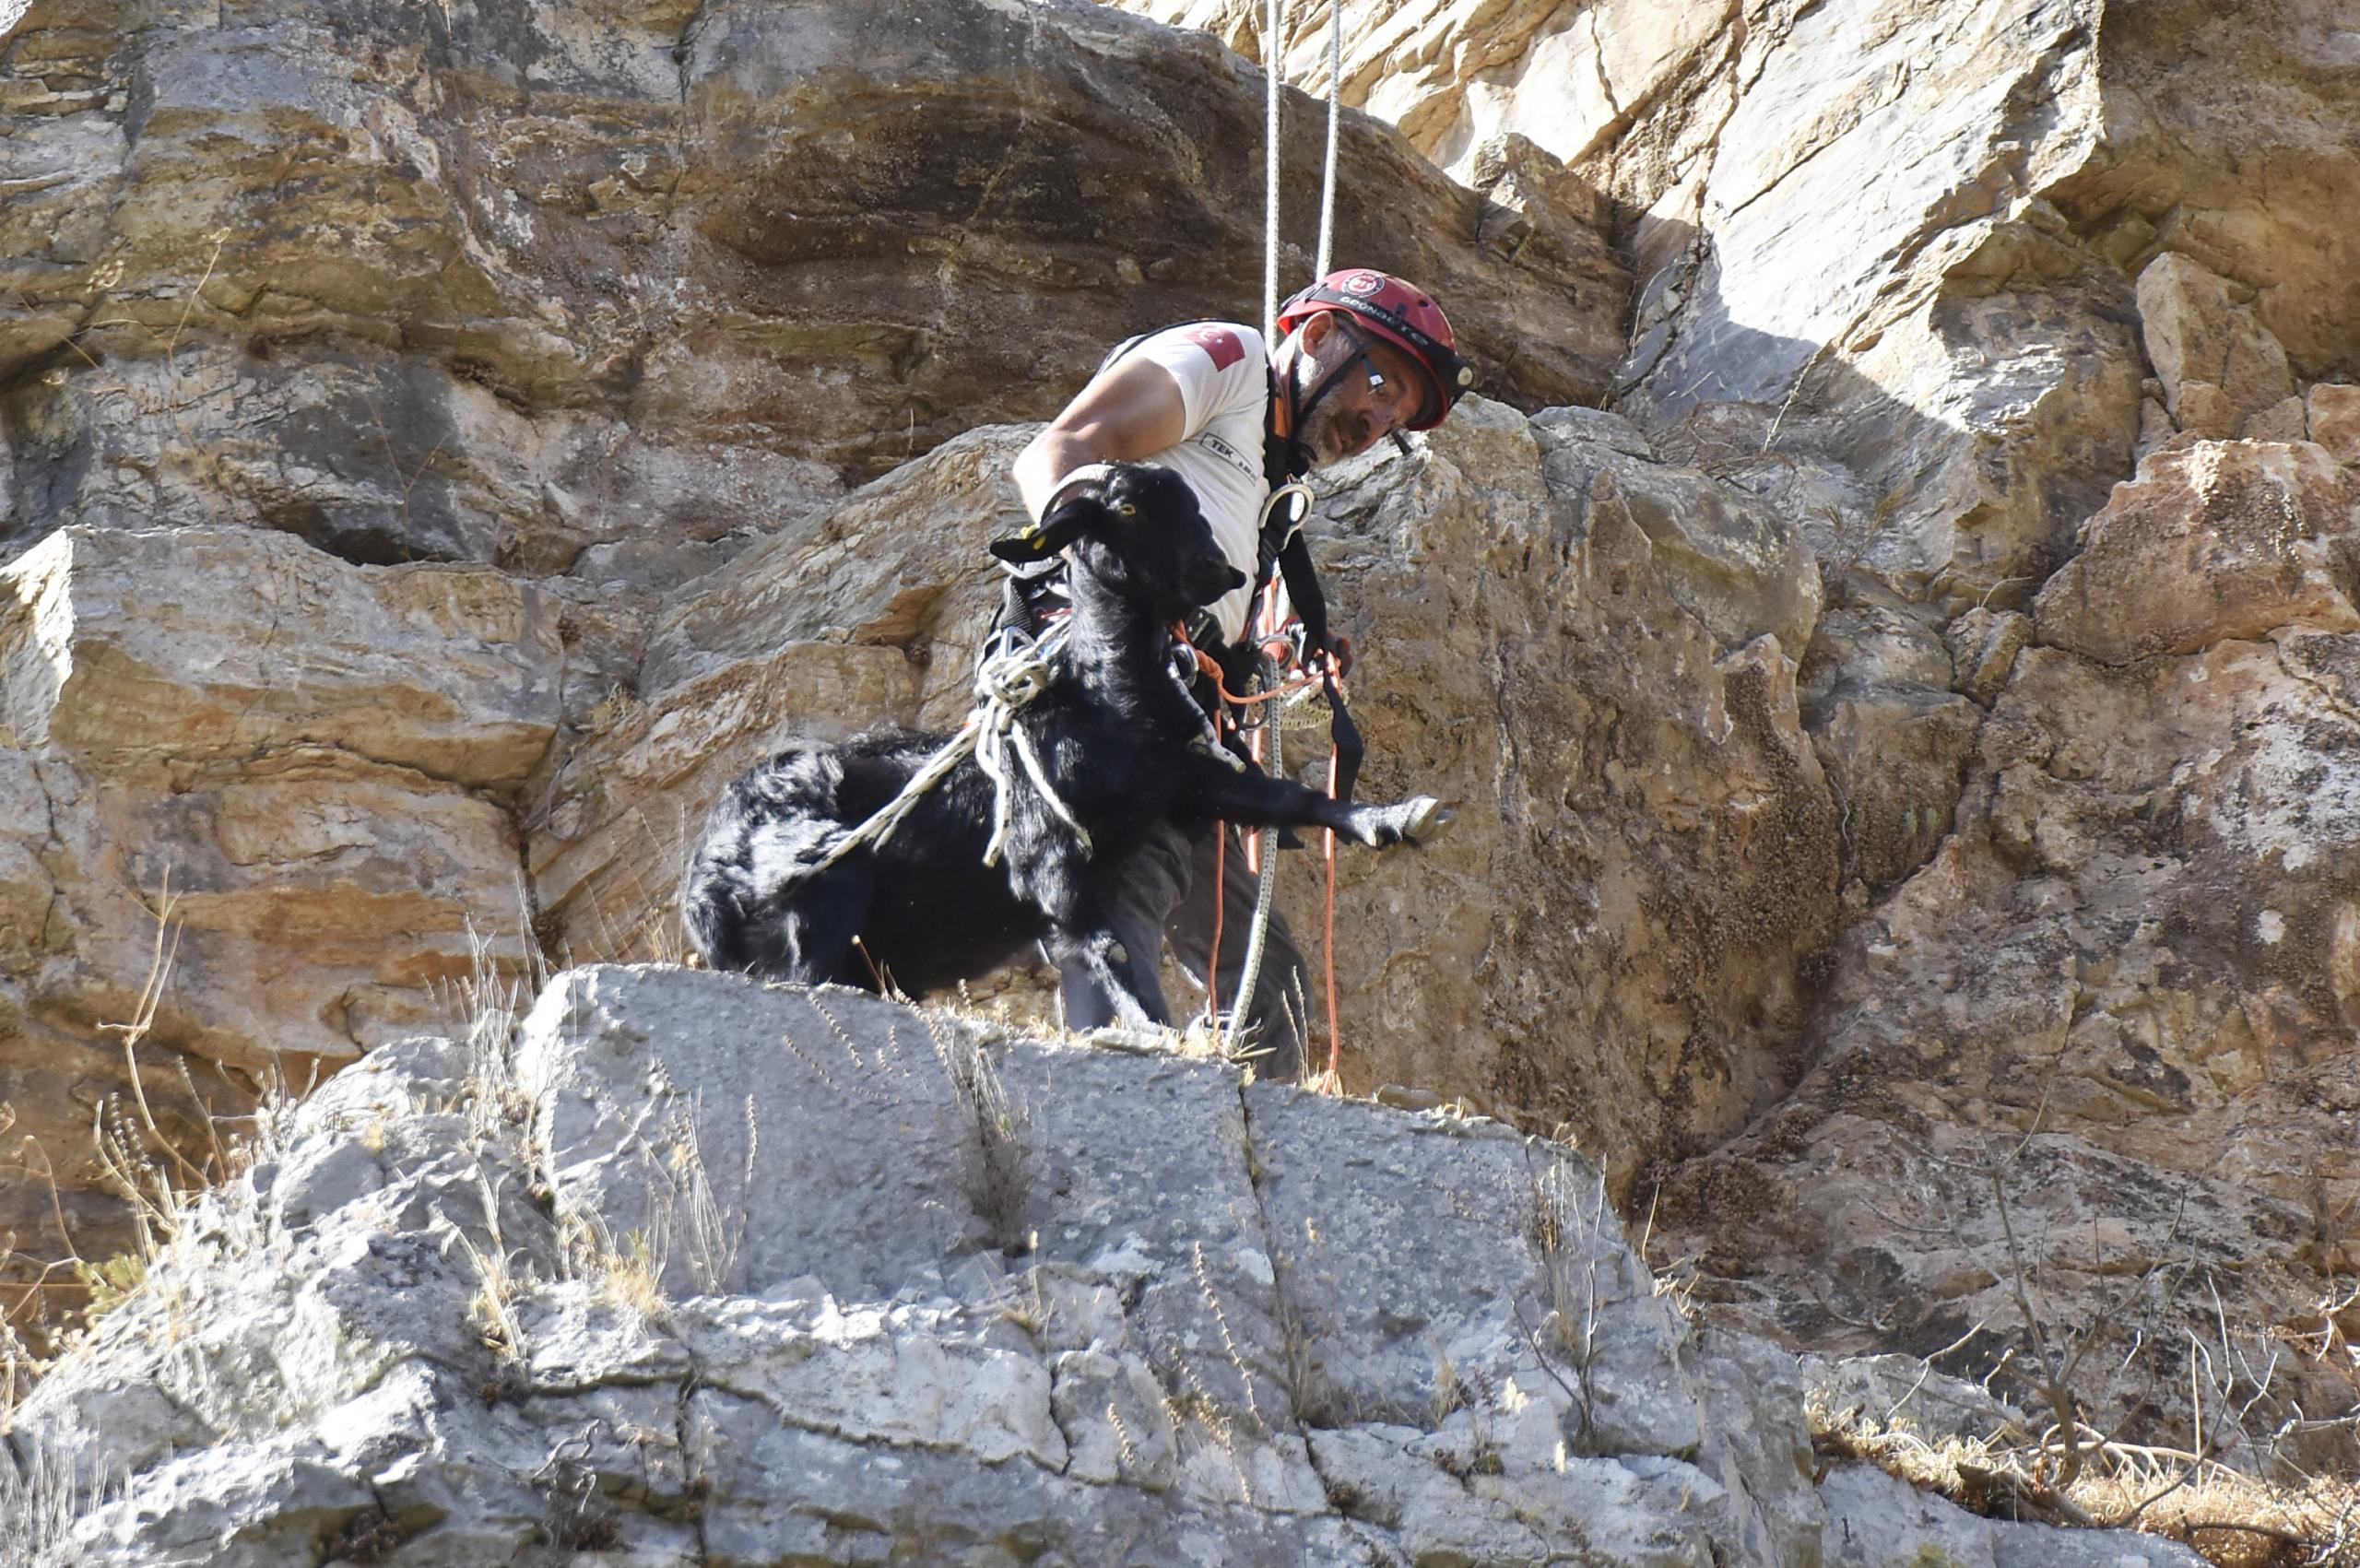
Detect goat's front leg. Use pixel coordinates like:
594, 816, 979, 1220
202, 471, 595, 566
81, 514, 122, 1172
1181, 756, 1452, 848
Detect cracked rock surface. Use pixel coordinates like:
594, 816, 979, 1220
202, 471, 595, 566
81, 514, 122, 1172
6, 964, 2207, 1565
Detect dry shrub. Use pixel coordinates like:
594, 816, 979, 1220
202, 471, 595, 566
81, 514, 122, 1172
1810, 1395, 2360, 1566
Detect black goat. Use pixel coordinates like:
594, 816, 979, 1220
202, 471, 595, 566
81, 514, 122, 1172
680, 463, 1447, 1024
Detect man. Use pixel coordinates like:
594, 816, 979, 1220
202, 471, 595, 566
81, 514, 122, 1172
1008, 268, 1473, 1078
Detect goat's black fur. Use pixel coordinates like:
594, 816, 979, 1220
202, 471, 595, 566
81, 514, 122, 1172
680, 463, 1447, 1023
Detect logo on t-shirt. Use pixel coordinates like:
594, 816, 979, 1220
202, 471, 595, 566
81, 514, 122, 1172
1182, 324, 1245, 371
1195, 430, 1258, 482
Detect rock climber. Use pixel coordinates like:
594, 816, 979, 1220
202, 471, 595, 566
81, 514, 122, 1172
1006, 267, 1475, 1079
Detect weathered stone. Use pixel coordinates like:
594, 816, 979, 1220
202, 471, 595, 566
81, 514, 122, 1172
1804, 1352, 2028, 1448
1662, 635, 2360, 1465
1, 0, 1622, 542
1944, 607, 2032, 707
2135, 253, 2296, 430
1538, 419, 1823, 654
2, 968, 2227, 1563
518, 966, 993, 1300
0, 526, 556, 1306
2172, 380, 2238, 440
1800, 605, 1983, 888
2311, 382, 2360, 466
3, 526, 560, 788
2036, 441, 2360, 665
1106, 0, 1738, 186
2244, 394, 2309, 443
2135, 394, 2177, 460
1822, 1464, 2206, 1566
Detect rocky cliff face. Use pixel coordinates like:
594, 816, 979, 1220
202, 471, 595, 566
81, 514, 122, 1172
7, 966, 2206, 1566
4, 0, 2358, 1528
1123, 0, 2360, 1471
0, 0, 1621, 1314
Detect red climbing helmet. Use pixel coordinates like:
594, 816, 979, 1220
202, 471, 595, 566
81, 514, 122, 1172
1275, 268, 1473, 430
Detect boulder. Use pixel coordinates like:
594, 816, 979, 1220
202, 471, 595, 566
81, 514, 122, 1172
2036, 440, 2360, 665
0, 525, 559, 1331
2133, 253, 2295, 432
2310, 383, 2360, 467
4, 964, 2212, 1563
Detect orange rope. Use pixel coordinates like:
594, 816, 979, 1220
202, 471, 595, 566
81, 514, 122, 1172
1169, 620, 1328, 707
1169, 604, 1349, 1084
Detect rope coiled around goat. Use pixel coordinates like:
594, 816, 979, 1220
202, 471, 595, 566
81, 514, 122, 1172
809, 621, 1091, 874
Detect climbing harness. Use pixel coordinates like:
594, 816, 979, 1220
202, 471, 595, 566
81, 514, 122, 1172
810, 621, 1090, 875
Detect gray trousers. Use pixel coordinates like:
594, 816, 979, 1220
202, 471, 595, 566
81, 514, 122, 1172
1057, 820, 1312, 1081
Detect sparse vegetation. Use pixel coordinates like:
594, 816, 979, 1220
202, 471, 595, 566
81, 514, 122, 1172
1517, 1149, 1613, 1448
2, 875, 288, 1352
1811, 1391, 2360, 1567
0, 1443, 113, 1568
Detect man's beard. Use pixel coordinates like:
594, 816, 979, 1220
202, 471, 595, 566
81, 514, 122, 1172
1291, 360, 1370, 466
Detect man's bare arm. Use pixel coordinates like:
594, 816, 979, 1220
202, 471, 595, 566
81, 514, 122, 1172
1012, 357, 1190, 521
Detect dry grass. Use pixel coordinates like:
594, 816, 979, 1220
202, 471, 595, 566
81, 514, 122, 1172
0, 1441, 114, 1568
1, 877, 289, 1355
1810, 1395, 2360, 1565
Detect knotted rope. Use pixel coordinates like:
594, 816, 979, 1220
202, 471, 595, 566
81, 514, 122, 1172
810, 622, 1090, 874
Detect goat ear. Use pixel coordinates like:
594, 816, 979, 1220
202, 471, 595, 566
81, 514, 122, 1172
987, 501, 1092, 564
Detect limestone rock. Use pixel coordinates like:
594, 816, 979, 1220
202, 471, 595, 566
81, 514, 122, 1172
2244, 395, 2310, 444
3, 967, 2201, 1564
2311, 383, 2360, 466
1944, 607, 2032, 707
1537, 411, 1823, 654
2036, 440, 2360, 665
1822, 1464, 2204, 1566
3, 526, 560, 789
1800, 605, 1982, 888
0, 0, 1622, 567
2135, 253, 2296, 430
0, 525, 559, 1327
1661, 631, 2360, 1468
1104, 0, 1736, 186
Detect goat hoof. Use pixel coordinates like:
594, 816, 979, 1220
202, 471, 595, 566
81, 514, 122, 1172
1402, 797, 1453, 843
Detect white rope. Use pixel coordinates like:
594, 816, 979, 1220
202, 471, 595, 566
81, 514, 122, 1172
1263, 0, 1282, 341
1214, 493, 1321, 1060
809, 623, 1087, 875
1222, 638, 1286, 1061
1315, 0, 1342, 278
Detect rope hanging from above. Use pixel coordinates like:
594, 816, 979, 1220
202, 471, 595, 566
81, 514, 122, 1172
1264, 1, 1349, 336
1263, 0, 1282, 342
1316, 0, 1342, 279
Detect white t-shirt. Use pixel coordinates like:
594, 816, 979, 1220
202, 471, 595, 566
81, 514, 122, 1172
1107, 322, 1273, 643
